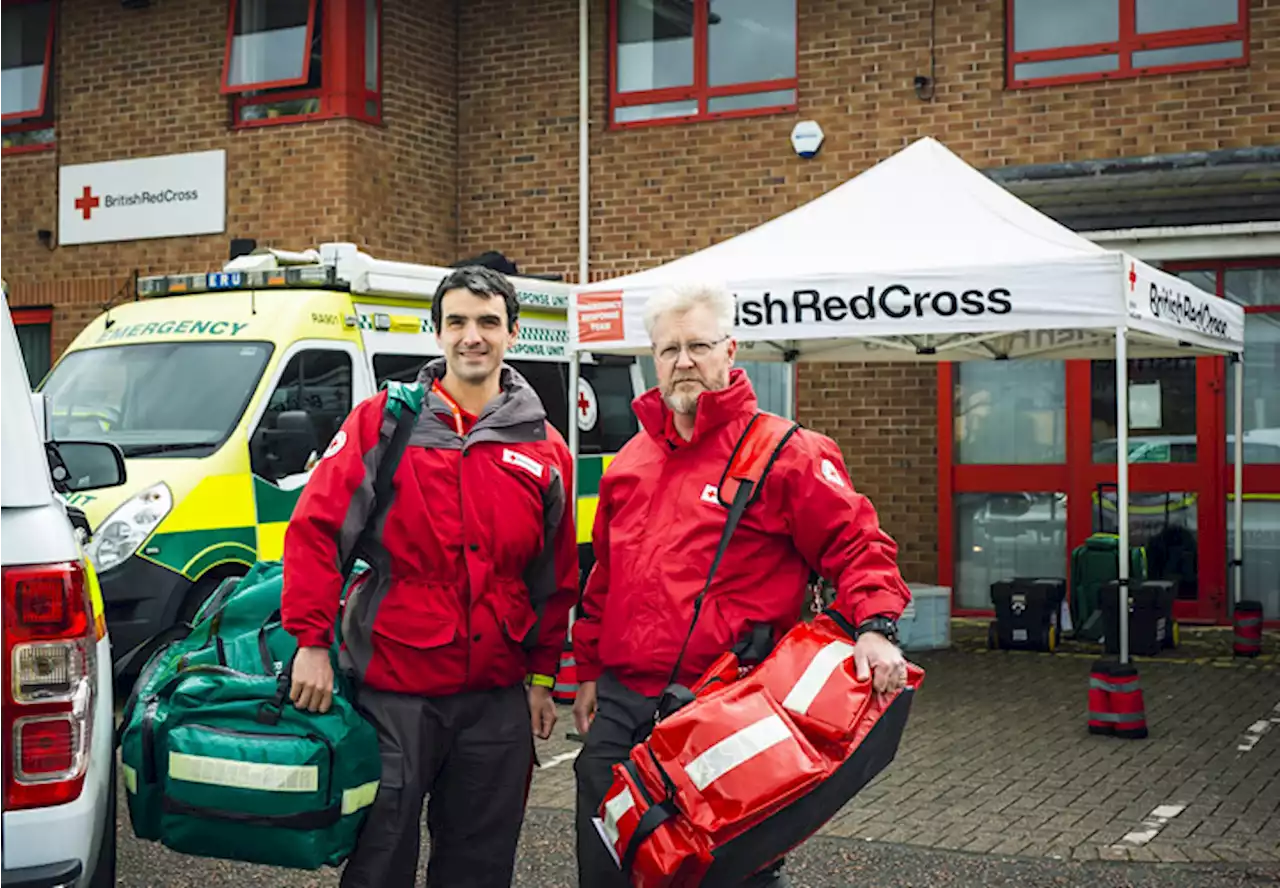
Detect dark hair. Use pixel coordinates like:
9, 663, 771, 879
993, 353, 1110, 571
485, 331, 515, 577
431, 265, 520, 333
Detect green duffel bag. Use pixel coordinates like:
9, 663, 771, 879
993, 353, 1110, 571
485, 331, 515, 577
117, 562, 299, 725
119, 661, 381, 869
117, 569, 374, 857
115, 388, 419, 867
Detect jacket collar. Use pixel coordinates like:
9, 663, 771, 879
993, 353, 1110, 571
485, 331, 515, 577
416, 358, 548, 437
633, 368, 758, 448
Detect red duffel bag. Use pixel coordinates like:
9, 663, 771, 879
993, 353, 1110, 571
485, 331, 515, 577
595, 614, 923, 886
589, 413, 924, 886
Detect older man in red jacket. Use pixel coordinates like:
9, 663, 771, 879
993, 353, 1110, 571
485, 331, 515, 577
571, 282, 912, 887
282, 266, 577, 888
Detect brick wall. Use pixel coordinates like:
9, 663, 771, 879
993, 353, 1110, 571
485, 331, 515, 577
456, 0, 1280, 581
1, 0, 457, 357
6, 0, 1279, 581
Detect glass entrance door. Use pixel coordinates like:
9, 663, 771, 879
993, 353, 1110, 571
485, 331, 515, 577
1079, 355, 1223, 622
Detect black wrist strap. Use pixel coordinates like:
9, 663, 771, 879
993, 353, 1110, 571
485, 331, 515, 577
821, 607, 859, 639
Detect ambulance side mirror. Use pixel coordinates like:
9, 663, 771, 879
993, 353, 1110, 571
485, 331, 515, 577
252, 410, 317, 481
47, 440, 127, 493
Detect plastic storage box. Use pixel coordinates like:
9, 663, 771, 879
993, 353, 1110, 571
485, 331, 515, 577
897, 584, 952, 651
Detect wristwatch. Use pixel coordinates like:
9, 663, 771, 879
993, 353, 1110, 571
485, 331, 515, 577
854, 616, 899, 645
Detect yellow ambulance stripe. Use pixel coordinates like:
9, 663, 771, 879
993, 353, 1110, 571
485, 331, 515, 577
163, 475, 256, 534
576, 497, 599, 545
256, 522, 288, 562
574, 454, 613, 544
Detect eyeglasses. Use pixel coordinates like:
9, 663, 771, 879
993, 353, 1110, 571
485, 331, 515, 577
654, 335, 730, 364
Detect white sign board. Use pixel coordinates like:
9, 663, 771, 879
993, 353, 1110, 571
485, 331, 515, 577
1128, 382, 1162, 430
58, 150, 226, 246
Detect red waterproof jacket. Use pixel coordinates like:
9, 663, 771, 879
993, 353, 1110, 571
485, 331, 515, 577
282, 362, 577, 697
573, 370, 911, 697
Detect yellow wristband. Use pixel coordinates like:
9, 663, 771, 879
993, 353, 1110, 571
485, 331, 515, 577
528, 673, 555, 689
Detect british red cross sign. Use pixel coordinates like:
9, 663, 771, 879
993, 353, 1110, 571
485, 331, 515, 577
58, 150, 226, 246
74, 186, 100, 220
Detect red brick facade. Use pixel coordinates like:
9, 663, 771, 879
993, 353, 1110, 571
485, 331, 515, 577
4, 0, 1278, 582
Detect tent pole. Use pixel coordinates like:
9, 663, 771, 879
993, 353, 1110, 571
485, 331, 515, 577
1115, 326, 1131, 666
568, 0, 588, 638
567, 351, 581, 635
1233, 355, 1245, 604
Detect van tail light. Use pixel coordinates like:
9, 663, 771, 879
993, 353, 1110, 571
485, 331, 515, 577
3, 562, 97, 810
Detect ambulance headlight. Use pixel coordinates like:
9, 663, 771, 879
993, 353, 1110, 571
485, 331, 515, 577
85, 483, 173, 573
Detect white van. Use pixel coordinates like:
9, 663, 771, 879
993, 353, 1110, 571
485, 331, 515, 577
1, 294, 127, 887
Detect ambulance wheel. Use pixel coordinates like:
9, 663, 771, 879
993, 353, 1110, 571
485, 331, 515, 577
178, 569, 245, 625
987, 622, 999, 650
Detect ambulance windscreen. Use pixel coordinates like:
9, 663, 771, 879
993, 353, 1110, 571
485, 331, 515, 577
40, 341, 274, 457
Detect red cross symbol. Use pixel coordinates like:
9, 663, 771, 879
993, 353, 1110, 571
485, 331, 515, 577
1128, 262, 1136, 292
577, 389, 591, 417
74, 186, 100, 221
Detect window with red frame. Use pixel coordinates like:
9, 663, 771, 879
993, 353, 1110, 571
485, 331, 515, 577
221, 0, 381, 128
609, 0, 797, 127
12, 307, 52, 385
2, 0, 56, 153
1007, 0, 1248, 89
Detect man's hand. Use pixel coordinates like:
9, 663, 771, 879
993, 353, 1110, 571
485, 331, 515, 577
852, 632, 908, 695
529, 685, 556, 740
290, 646, 334, 713
573, 680, 598, 736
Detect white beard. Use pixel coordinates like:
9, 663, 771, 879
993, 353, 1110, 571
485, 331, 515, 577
664, 389, 699, 415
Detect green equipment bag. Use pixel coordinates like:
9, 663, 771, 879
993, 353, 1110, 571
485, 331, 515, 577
115, 383, 422, 869
119, 656, 381, 869
1070, 534, 1148, 642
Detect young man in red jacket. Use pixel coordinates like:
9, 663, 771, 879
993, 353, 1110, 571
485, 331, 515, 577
282, 266, 577, 888
571, 283, 913, 887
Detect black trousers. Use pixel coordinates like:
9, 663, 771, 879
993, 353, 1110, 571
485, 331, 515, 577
341, 684, 533, 888
574, 672, 789, 888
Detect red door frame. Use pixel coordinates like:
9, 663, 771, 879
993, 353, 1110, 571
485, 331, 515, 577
937, 257, 1280, 626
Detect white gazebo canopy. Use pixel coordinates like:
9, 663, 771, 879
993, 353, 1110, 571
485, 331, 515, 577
567, 136, 1248, 665
571, 137, 1243, 364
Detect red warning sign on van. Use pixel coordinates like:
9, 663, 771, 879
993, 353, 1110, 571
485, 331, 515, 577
577, 291, 625, 343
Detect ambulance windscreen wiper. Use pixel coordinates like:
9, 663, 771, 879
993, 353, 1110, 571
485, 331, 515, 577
121, 442, 215, 457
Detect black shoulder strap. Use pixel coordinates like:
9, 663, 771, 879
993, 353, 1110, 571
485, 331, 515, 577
340, 403, 417, 579
659, 413, 799, 707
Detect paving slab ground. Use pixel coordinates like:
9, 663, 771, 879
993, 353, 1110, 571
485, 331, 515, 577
112, 624, 1280, 885
525, 624, 1280, 866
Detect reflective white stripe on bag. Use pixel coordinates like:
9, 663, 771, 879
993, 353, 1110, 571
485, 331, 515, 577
602, 787, 636, 846
780, 640, 855, 715
341, 780, 381, 815
684, 714, 792, 792
168, 752, 319, 793
121, 762, 138, 794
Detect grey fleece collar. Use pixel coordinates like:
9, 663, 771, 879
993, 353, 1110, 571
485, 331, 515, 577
416, 358, 548, 442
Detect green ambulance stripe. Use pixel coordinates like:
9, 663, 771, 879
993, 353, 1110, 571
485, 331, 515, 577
143, 527, 258, 579
577, 456, 606, 499
254, 477, 303, 524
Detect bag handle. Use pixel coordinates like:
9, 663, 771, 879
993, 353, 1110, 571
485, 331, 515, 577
656, 413, 798, 720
